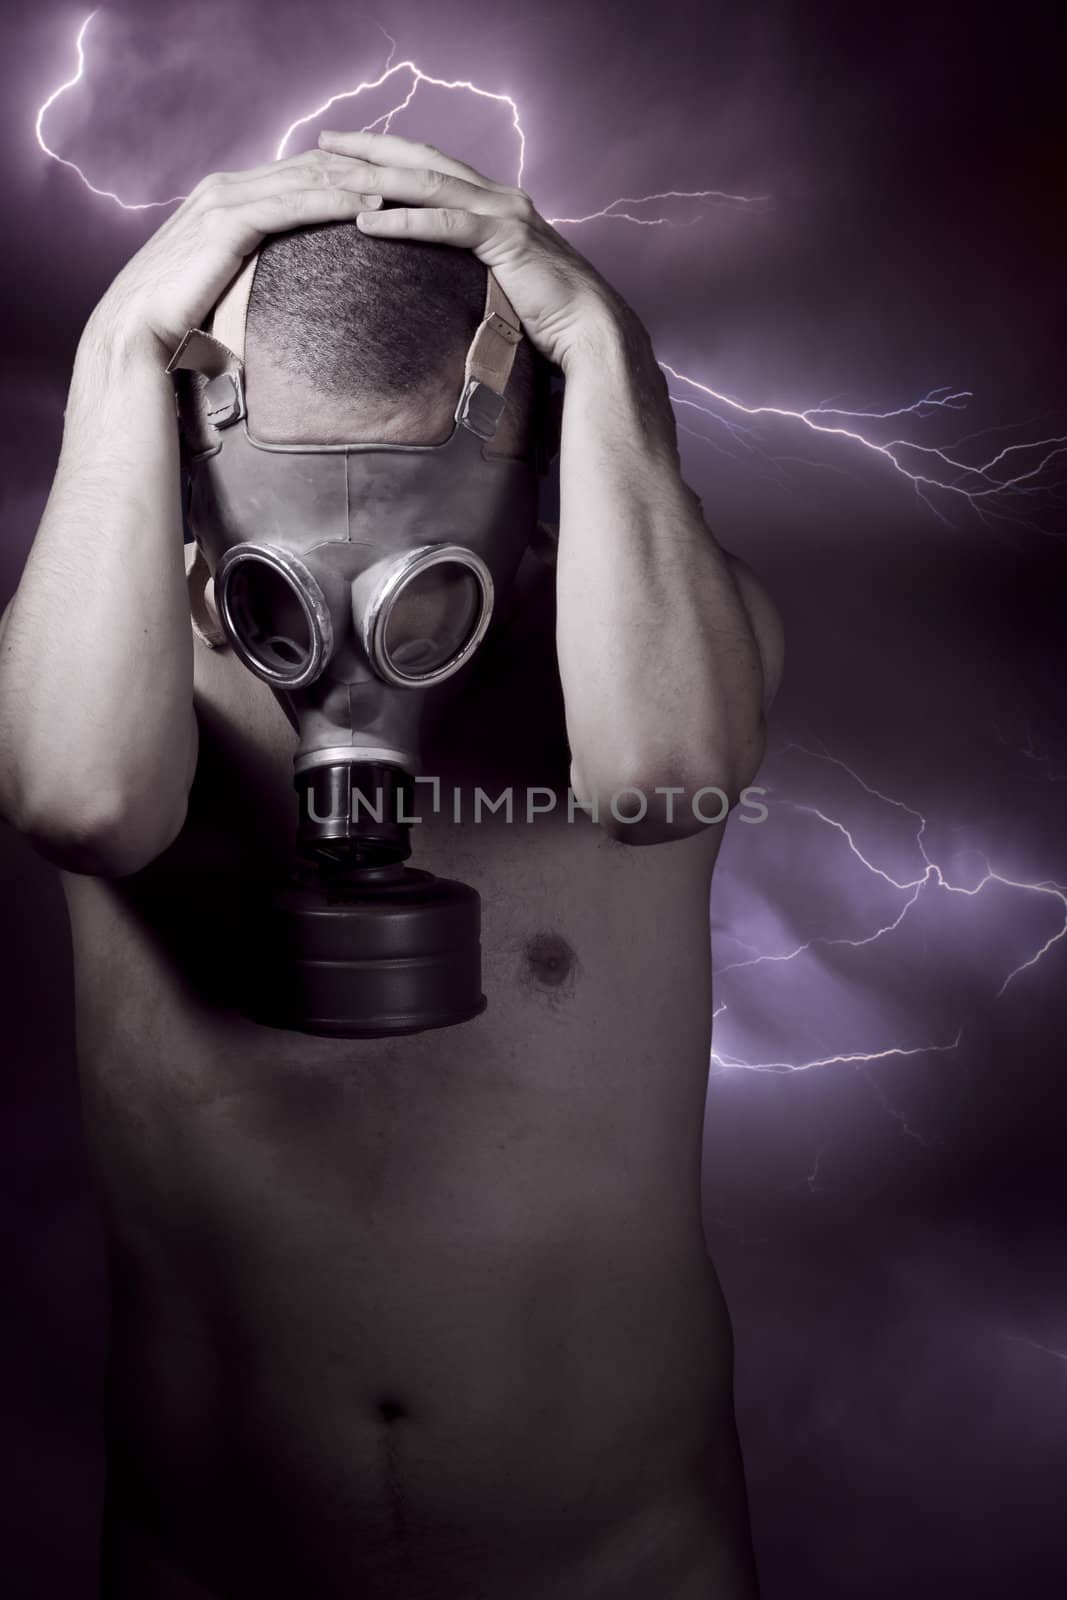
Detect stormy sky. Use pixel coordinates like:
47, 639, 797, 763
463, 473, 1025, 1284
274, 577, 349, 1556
1, 1, 1065, 1593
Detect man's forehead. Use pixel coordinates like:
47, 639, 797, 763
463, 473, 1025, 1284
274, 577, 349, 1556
242, 344, 459, 446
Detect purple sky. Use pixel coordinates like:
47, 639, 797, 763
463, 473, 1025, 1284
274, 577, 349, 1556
2, 1, 1065, 1594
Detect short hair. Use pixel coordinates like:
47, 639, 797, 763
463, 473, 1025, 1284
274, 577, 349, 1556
242, 216, 539, 449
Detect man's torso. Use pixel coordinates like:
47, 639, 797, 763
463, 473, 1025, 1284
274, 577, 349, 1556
60, 549, 757, 1597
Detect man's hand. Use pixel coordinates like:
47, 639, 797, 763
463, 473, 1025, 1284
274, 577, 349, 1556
85, 149, 385, 358
315, 129, 628, 373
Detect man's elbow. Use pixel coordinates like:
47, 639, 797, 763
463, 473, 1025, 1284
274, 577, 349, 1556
572, 724, 768, 847
9, 781, 189, 877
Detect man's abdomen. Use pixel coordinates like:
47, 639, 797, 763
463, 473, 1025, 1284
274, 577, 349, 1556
103, 1182, 746, 1597
70, 819, 754, 1595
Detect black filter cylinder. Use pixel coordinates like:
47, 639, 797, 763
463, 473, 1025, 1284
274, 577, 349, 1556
246, 863, 486, 1039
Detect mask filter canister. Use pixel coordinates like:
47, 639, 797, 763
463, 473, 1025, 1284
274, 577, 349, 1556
256, 799, 487, 1040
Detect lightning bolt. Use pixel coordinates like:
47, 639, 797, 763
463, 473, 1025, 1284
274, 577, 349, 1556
274, 45, 529, 180
36, 12, 1063, 527
711, 1030, 965, 1077
1003, 1335, 1067, 1367
33, 11, 185, 210
663, 367, 1067, 524
805, 1145, 828, 1192
547, 189, 770, 225
989, 719, 1067, 783
709, 742, 1067, 1075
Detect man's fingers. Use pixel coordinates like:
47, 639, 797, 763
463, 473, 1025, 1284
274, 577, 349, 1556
355, 206, 518, 256
338, 163, 525, 216
194, 163, 383, 214
207, 184, 389, 257
187, 142, 527, 219
317, 128, 514, 193
188, 146, 375, 197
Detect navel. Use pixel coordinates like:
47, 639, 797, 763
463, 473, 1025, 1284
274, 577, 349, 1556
377, 1397, 407, 1424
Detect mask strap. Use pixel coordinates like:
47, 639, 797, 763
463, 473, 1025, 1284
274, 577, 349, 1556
164, 252, 258, 428
454, 272, 523, 441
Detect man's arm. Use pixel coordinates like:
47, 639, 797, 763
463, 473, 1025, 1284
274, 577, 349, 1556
0, 149, 386, 876
313, 127, 783, 847
556, 310, 782, 843
0, 317, 196, 875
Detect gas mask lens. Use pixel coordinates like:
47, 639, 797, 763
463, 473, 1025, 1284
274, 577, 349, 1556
216, 545, 332, 690
383, 565, 482, 674
359, 545, 494, 687
217, 541, 494, 692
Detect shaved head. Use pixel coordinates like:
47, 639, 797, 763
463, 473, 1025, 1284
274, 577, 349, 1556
239, 216, 539, 454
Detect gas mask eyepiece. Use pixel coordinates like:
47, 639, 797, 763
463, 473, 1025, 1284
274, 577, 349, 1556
216, 541, 495, 694
167, 250, 542, 1039
216, 544, 333, 689
356, 544, 494, 688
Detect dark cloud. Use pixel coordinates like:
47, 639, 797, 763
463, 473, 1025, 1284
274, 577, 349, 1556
2, 1, 1064, 1593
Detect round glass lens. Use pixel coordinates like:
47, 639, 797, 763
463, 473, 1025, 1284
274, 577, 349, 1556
382, 562, 484, 678
225, 559, 313, 677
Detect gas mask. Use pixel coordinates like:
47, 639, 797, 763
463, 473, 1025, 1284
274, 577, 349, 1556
166, 250, 545, 1038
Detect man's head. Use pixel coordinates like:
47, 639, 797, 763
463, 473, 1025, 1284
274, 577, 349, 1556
239, 216, 539, 456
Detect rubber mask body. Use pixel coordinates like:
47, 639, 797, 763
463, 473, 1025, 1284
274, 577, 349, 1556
166, 255, 539, 1036
188, 409, 538, 779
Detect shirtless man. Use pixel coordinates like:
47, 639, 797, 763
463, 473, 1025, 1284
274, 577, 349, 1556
0, 132, 783, 1597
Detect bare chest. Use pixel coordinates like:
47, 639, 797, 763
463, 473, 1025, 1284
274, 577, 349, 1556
69, 552, 725, 1079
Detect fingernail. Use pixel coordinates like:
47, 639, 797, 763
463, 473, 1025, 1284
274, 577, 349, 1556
356, 211, 382, 229
360, 194, 383, 209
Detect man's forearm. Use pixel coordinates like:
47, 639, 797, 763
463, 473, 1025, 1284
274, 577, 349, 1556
0, 314, 196, 874
555, 307, 767, 841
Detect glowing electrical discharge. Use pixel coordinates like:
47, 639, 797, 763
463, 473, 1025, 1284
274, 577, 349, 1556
32, 12, 1067, 1086
1003, 1335, 1067, 1366
709, 743, 1067, 1075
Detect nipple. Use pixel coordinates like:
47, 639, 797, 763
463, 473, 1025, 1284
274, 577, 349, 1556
522, 930, 578, 990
